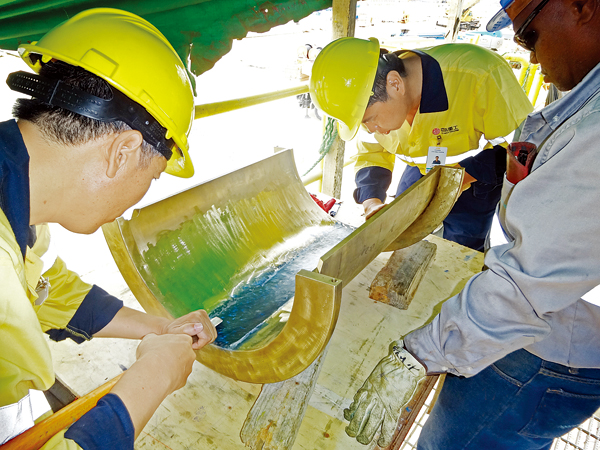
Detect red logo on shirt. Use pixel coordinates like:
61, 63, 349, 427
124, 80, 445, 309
432, 128, 440, 135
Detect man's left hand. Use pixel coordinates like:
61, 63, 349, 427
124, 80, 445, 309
160, 310, 217, 349
344, 339, 426, 447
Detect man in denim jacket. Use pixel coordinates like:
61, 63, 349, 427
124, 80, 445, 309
343, 0, 600, 448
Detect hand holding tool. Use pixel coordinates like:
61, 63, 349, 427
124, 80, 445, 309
2, 317, 222, 450
192, 316, 221, 346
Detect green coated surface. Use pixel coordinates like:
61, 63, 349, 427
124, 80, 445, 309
131, 188, 333, 318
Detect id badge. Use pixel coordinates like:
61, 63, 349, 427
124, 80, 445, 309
426, 147, 447, 172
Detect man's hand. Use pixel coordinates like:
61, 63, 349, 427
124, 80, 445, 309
363, 198, 386, 220
136, 333, 197, 392
344, 340, 426, 447
112, 333, 199, 437
159, 310, 217, 350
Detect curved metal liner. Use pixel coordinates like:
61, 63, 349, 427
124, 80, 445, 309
384, 166, 464, 252
103, 150, 463, 383
318, 166, 464, 281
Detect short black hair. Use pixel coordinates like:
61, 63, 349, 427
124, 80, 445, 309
367, 50, 408, 108
12, 60, 161, 167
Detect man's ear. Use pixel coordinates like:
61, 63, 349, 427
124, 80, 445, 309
105, 130, 144, 179
386, 71, 406, 96
571, 0, 598, 24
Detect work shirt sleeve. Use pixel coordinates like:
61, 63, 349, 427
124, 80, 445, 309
472, 58, 533, 144
64, 394, 134, 450
353, 137, 397, 203
39, 394, 134, 450
35, 256, 122, 343
459, 62, 533, 186
404, 102, 600, 377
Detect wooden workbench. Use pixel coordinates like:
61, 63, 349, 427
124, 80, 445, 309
47, 234, 483, 450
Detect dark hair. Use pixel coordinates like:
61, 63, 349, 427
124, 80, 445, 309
12, 60, 161, 167
367, 49, 408, 108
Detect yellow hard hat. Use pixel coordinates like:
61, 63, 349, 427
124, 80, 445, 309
309, 37, 379, 141
17, 8, 196, 178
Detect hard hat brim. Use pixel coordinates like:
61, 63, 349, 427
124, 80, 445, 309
338, 120, 359, 141
486, 9, 513, 31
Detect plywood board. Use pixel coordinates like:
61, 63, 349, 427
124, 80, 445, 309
49, 236, 483, 449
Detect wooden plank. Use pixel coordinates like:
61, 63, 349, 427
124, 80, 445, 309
240, 347, 329, 450
47, 236, 484, 450
369, 241, 437, 309
318, 168, 441, 283
332, 0, 357, 39
321, 136, 345, 199
380, 375, 440, 450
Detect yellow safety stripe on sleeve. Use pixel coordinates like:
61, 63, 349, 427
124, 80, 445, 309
355, 43, 533, 175
34, 256, 93, 332
0, 212, 54, 407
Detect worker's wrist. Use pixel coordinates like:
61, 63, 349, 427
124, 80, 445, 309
389, 340, 427, 376
134, 351, 182, 395
114, 356, 172, 400
156, 317, 173, 336
402, 338, 429, 373
363, 198, 383, 209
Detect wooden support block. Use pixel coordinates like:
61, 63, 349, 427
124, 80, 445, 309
240, 346, 329, 450
369, 240, 437, 309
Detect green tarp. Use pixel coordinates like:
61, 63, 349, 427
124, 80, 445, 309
0, 0, 331, 85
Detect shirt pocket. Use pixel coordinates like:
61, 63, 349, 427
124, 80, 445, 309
535, 126, 575, 168
519, 387, 600, 439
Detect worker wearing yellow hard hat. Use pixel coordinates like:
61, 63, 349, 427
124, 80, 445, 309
0, 8, 218, 448
13, 7, 196, 178
310, 37, 534, 251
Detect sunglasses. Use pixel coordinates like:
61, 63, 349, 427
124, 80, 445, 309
513, 0, 552, 51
